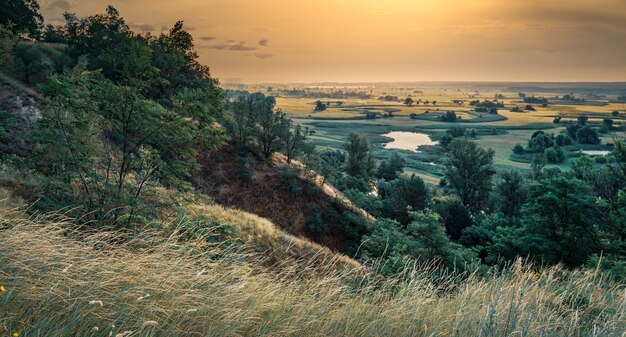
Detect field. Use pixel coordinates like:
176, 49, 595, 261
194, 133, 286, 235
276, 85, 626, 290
232, 84, 626, 183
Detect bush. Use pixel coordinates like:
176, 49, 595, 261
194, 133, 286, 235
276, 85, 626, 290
304, 203, 326, 233
594, 156, 608, 164
576, 126, 600, 145
441, 111, 458, 122
555, 134, 572, 146
545, 146, 565, 164
512, 144, 525, 155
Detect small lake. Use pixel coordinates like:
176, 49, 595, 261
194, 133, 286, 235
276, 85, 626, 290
383, 131, 438, 152
580, 150, 611, 156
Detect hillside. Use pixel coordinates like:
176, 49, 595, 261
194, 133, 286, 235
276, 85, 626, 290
196, 144, 374, 252
1, 205, 625, 336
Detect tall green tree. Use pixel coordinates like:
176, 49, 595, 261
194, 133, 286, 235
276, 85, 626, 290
34, 69, 225, 227
521, 177, 600, 266
443, 139, 495, 212
496, 171, 527, 217
1, 0, 43, 38
382, 174, 429, 225
343, 132, 376, 180
376, 152, 405, 180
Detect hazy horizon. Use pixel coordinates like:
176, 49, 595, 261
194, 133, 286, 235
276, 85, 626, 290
40, 0, 626, 83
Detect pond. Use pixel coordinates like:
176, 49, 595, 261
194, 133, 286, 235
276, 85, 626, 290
580, 150, 611, 156
382, 131, 438, 152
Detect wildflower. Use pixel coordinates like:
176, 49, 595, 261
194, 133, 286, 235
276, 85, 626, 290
89, 300, 104, 306
0, 285, 5, 292
12, 331, 19, 337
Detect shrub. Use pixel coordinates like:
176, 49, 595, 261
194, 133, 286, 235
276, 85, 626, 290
441, 111, 458, 122
304, 203, 326, 233
545, 146, 565, 164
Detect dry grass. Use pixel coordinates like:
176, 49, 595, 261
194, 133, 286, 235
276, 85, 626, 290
1, 210, 625, 337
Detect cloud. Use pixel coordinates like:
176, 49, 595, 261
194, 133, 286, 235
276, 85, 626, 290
47, 0, 70, 11
259, 38, 269, 46
199, 36, 216, 41
253, 52, 273, 59
130, 23, 156, 32
207, 41, 257, 51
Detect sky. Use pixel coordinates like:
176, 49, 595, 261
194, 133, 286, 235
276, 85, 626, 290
40, 0, 626, 83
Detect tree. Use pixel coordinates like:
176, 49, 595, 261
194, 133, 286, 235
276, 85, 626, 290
576, 126, 600, 144
34, 69, 221, 227
253, 96, 290, 158
376, 152, 405, 180
531, 153, 546, 180
521, 177, 600, 266
285, 123, 313, 163
343, 133, 376, 180
441, 111, 458, 122
1, 0, 43, 38
496, 171, 526, 217
435, 196, 473, 241
545, 146, 565, 164
512, 143, 525, 155
382, 174, 429, 225
528, 131, 554, 153
443, 139, 495, 211
314, 100, 327, 111
11, 43, 53, 85
403, 97, 414, 107
362, 211, 473, 275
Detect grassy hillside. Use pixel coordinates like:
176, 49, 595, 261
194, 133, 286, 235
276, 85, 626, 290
1, 207, 624, 336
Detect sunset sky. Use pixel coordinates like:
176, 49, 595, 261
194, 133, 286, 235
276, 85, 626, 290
40, 0, 626, 83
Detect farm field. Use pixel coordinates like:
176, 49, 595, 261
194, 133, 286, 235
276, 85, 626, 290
233, 83, 626, 183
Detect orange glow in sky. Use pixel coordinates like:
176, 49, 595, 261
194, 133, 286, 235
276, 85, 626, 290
41, 0, 626, 83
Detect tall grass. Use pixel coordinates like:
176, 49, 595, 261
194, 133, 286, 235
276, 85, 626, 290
0, 210, 624, 337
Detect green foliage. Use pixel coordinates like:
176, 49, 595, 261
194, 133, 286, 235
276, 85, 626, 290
11, 42, 54, 85
32, 69, 225, 227
495, 171, 527, 217
304, 203, 326, 234
531, 153, 547, 180
343, 189, 382, 217
381, 174, 429, 225
343, 132, 376, 180
0, 0, 43, 38
59, 8, 220, 104
444, 139, 495, 212
521, 177, 600, 266
314, 100, 327, 111
228, 92, 291, 158
544, 146, 565, 164
440, 110, 458, 122
528, 131, 554, 153
435, 196, 473, 241
512, 143, 524, 154
0, 110, 13, 150
555, 133, 573, 146
279, 165, 303, 194
375, 152, 405, 180
576, 126, 601, 145
362, 210, 475, 275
